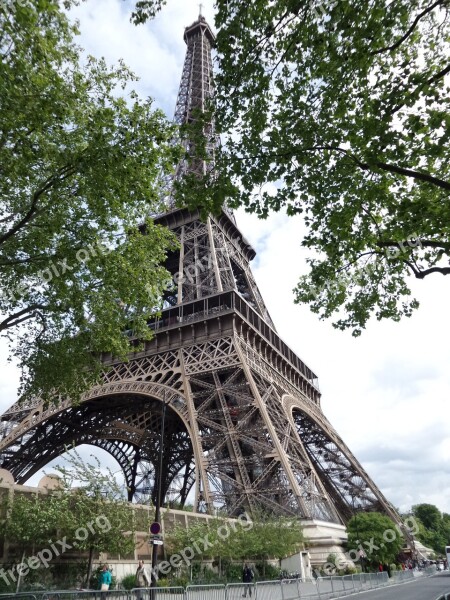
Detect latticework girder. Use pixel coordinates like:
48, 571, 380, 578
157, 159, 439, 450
0, 292, 398, 524
155, 209, 274, 326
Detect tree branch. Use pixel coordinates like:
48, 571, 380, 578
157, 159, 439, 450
264, 144, 450, 191
293, 145, 450, 191
0, 164, 76, 246
336, 251, 378, 274
0, 254, 50, 267
387, 61, 450, 117
371, 160, 450, 191
369, 0, 444, 56
403, 259, 450, 279
427, 61, 450, 85
377, 239, 450, 250
0, 304, 49, 331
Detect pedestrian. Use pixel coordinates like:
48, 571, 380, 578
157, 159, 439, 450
242, 563, 254, 597
99, 564, 112, 598
135, 560, 151, 600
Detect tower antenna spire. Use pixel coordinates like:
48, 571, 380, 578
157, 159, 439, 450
198, 3, 203, 17
170, 11, 217, 196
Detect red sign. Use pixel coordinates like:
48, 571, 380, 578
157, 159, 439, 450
150, 522, 161, 535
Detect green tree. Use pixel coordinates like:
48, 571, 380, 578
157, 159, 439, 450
229, 513, 303, 563
413, 504, 442, 531
0, 451, 146, 590
411, 503, 450, 554
53, 451, 146, 586
166, 519, 218, 562
0, 0, 179, 402
346, 512, 403, 568
443, 513, 450, 545
165, 512, 303, 581
0, 490, 72, 591
130, 0, 450, 335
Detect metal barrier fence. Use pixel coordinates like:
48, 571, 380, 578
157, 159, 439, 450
186, 585, 226, 600
224, 582, 257, 600
389, 569, 415, 583
316, 571, 389, 598
131, 588, 185, 599
43, 591, 131, 600
0, 568, 436, 600
0, 595, 39, 600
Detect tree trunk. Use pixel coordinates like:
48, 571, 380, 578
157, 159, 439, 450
86, 546, 94, 588
16, 550, 26, 593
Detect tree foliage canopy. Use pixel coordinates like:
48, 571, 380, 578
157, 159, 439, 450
0, 451, 145, 587
411, 503, 450, 554
52, 451, 144, 556
131, 0, 450, 334
0, 0, 179, 402
165, 512, 303, 576
346, 512, 403, 566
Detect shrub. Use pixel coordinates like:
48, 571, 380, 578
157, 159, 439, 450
255, 562, 279, 581
224, 563, 243, 582
170, 575, 189, 588
121, 574, 136, 590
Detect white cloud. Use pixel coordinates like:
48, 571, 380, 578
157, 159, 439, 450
0, 0, 448, 518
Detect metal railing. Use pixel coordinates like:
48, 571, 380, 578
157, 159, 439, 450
131, 588, 185, 599
389, 569, 415, 583
0, 568, 437, 600
186, 585, 226, 600
314, 572, 389, 598
0, 595, 39, 600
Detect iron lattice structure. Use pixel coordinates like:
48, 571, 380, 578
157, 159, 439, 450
0, 16, 399, 525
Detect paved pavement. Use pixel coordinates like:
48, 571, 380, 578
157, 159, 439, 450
339, 572, 450, 600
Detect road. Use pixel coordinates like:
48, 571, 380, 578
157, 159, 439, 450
340, 572, 450, 600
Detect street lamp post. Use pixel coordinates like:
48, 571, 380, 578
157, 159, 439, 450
150, 395, 167, 591
149, 394, 185, 596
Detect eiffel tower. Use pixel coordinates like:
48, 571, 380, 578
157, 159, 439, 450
0, 14, 399, 528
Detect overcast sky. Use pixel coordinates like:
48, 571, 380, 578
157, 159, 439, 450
0, 0, 449, 515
